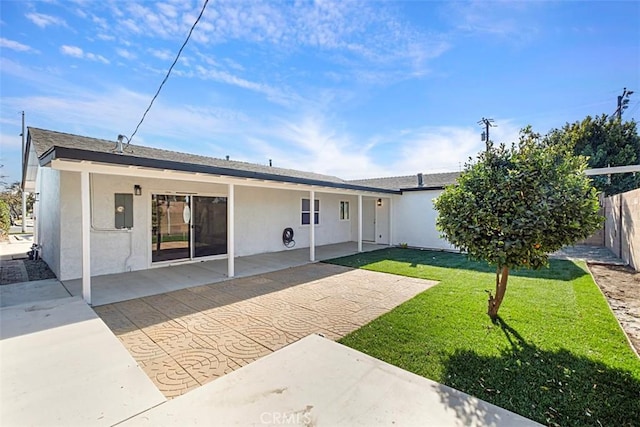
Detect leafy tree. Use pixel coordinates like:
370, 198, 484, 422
547, 115, 640, 195
0, 181, 34, 224
0, 200, 10, 236
435, 128, 602, 319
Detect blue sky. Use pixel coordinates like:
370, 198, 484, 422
1, 0, 639, 184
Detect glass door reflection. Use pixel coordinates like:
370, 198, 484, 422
193, 196, 227, 257
151, 195, 191, 262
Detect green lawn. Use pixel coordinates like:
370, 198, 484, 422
328, 248, 640, 427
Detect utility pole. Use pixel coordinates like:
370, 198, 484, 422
21, 111, 27, 233
615, 87, 634, 119
478, 117, 496, 151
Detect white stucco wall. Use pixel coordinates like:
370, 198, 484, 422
54, 171, 363, 280
234, 188, 358, 256
58, 171, 82, 280
36, 167, 61, 278
392, 190, 456, 251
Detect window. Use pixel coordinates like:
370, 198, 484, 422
339, 201, 350, 220
302, 198, 319, 225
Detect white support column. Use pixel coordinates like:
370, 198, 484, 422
227, 183, 235, 278
358, 194, 363, 252
310, 190, 315, 262
388, 196, 394, 247
80, 171, 91, 305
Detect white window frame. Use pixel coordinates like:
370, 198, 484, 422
339, 200, 350, 221
301, 198, 320, 225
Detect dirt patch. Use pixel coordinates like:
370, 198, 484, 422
24, 259, 57, 281
0, 259, 56, 285
588, 263, 640, 356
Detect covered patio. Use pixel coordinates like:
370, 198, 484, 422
63, 242, 385, 306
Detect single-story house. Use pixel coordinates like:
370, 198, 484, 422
22, 127, 459, 304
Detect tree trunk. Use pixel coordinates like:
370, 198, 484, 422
487, 265, 509, 319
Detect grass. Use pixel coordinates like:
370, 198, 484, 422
327, 248, 640, 427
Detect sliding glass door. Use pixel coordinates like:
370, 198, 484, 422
151, 194, 227, 263
193, 196, 227, 257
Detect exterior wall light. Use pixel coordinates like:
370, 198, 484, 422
134, 185, 142, 196
377, 198, 382, 207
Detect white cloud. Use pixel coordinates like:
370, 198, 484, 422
1, 86, 248, 152
0, 132, 24, 185
156, 2, 178, 19
0, 38, 35, 52
0, 131, 23, 150
386, 121, 522, 175
86, 53, 110, 64
195, 65, 301, 107
25, 12, 67, 28
60, 45, 109, 63
116, 48, 136, 60
98, 0, 447, 79
392, 127, 484, 174
443, 1, 542, 43
247, 114, 387, 179
97, 34, 115, 41
149, 48, 172, 61
60, 45, 84, 58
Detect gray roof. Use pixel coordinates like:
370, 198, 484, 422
348, 172, 460, 190
27, 127, 458, 193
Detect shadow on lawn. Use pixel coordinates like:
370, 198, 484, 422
438, 317, 640, 427
329, 248, 588, 281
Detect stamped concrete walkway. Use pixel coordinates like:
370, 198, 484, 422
96, 263, 438, 399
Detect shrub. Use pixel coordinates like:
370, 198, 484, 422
0, 200, 10, 236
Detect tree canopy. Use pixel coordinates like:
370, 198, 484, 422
0, 181, 34, 224
434, 127, 602, 318
547, 115, 640, 195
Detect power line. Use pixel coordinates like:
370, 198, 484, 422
623, 100, 640, 119
127, 0, 210, 144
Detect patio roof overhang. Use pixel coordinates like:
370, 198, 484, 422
40, 146, 401, 196
35, 146, 397, 306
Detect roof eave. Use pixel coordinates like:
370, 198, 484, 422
400, 185, 449, 192
43, 146, 401, 194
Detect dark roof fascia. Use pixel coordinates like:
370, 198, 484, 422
38, 145, 57, 168
399, 185, 450, 192
43, 146, 401, 195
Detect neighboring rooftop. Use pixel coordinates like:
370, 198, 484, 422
27, 127, 459, 192
348, 172, 460, 191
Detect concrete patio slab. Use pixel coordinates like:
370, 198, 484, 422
64, 242, 385, 306
96, 263, 439, 399
0, 278, 70, 308
552, 245, 625, 265
0, 235, 33, 262
0, 296, 165, 426
123, 334, 541, 426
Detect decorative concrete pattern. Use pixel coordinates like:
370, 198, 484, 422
96, 263, 438, 399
